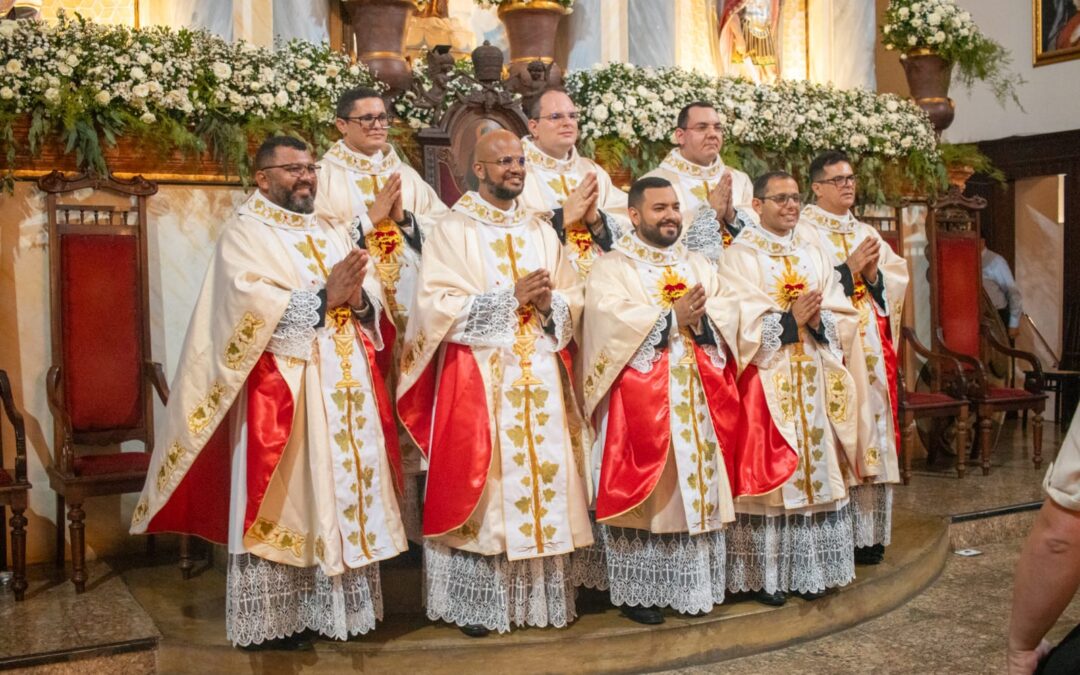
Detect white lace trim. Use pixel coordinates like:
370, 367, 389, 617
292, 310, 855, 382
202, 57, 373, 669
569, 522, 609, 591
819, 308, 843, 360
422, 542, 578, 633
629, 313, 667, 373
725, 504, 856, 595
349, 216, 363, 245
850, 483, 893, 548
225, 553, 383, 646
753, 312, 784, 368
461, 288, 519, 348
548, 292, 572, 350
701, 318, 727, 369
363, 294, 385, 352
591, 525, 725, 614
683, 205, 724, 263
267, 290, 321, 361
600, 210, 624, 242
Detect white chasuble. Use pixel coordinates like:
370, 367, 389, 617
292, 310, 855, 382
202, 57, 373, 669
722, 224, 859, 511
799, 205, 909, 484
520, 137, 630, 277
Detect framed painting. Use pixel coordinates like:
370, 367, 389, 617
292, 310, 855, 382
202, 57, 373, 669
1035, 0, 1080, 66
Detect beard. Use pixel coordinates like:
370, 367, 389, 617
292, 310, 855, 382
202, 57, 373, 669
639, 217, 681, 248
268, 180, 317, 214
483, 174, 523, 201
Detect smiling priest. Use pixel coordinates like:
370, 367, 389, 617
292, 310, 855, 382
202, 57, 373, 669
396, 130, 594, 637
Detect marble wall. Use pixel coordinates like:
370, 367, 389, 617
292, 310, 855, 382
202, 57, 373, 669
0, 181, 248, 565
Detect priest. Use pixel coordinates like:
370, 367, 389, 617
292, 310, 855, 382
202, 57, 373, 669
131, 136, 407, 648
396, 130, 593, 637
720, 171, 859, 606
641, 101, 753, 262
580, 176, 740, 624
798, 150, 909, 566
520, 88, 629, 277
315, 87, 449, 540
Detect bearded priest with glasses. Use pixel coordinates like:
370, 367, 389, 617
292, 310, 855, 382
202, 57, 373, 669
519, 89, 630, 278
315, 87, 449, 542
397, 130, 594, 637
797, 150, 909, 567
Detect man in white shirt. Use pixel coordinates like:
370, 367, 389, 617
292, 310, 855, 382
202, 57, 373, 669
981, 238, 1023, 340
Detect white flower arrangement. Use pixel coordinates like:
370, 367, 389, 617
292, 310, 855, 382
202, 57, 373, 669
0, 11, 378, 179
881, 0, 1022, 106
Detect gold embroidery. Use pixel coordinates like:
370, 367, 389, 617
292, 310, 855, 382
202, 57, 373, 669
524, 138, 578, 173
401, 333, 427, 375
772, 257, 809, 310
825, 369, 851, 423
660, 149, 724, 181
614, 233, 687, 265
155, 442, 187, 492
656, 266, 690, 309
224, 312, 265, 369
315, 536, 326, 562
865, 446, 881, 467
584, 351, 611, 399
249, 517, 306, 558
187, 383, 226, 434
772, 371, 795, 423
246, 194, 312, 229
453, 192, 529, 228
326, 141, 402, 175
132, 497, 149, 524
454, 520, 480, 542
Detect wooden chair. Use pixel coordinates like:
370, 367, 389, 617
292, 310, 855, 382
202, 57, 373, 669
926, 187, 1047, 474
0, 371, 30, 600
38, 171, 182, 592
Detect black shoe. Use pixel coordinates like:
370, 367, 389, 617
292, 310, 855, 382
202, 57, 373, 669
855, 545, 882, 565
620, 606, 665, 625
754, 589, 787, 607
460, 624, 490, 638
794, 589, 827, 601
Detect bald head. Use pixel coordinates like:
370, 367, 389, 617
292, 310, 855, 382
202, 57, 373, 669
473, 129, 526, 206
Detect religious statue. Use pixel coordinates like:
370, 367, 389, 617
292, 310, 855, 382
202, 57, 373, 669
507, 59, 553, 115
409, 44, 459, 125
405, 0, 475, 61
717, 0, 781, 84
458, 40, 517, 112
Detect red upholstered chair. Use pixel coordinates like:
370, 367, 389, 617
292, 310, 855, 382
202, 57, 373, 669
927, 189, 1046, 475
0, 371, 30, 599
38, 171, 177, 592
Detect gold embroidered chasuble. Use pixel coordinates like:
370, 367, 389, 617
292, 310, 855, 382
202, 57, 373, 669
398, 192, 593, 559
519, 136, 630, 277
315, 140, 449, 476
131, 192, 406, 575
798, 205, 910, 484
718, 224, 860, 510
582, 233, 738, 533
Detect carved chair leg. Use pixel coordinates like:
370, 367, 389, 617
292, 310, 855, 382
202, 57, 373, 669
956, 407, 969, 479
68, 503, 86, 593
10, 507, 27, 601
179, 535, 193, 580
901, 411, 914, 485
55, 495, 65, 567
1033, 411, 1044, 470
979, 415, 993, 476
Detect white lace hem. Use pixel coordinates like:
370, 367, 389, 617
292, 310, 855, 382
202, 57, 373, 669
267, 290, 321, 361
362, 294, 385, 352
423, 542, 579, 633
592, 525, 725, 614
684, 205, 724, 263
629, 313, 667, 373
548, 292, 573, 350
701, 318, 727, 369
753, 312, 784, 368
225, 553, 383, 646
725, 503, 855, 595
850, 483, 893, 548
461, 288, 519, 348
819, 308, 843, 360
601, 210, 624, 242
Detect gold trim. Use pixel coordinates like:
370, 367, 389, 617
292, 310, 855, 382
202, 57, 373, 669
360, 51, 407, 60
912, 96, 954, 105
497, 0, 571, 16
187, 383, 226, 435
1034, 0, 1080, 66
510, 56, 555, 64
225, 312, 265, 369
248, 517, 306, 558
905, 47, 938, 57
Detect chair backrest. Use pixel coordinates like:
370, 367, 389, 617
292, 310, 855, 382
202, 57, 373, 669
927, 186, 986, 361
40, 172, 158, 449
0, 370, 27, 485
856, 204, 904, 255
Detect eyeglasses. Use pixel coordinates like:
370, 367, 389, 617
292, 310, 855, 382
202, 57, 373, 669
342, 113, 391, 129
477, 156, 527, 168
679, 123, 724, 134
260, 163, 321, 177
535, 111, 580, 122
814, 174, 857, 188
761, 193, 802, 206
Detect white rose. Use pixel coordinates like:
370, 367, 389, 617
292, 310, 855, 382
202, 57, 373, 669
325, 64, 340, 78
610, 100, 624, 113
0, 87, 13, 100
883, 24, 891, 34
5, 59, 22, 75
911, 17, 923, 28
132, 83, 150, 98
592, 103, 609, 122
286, 80, 300, 93
259, 92, 274, 107
297, 57, 312, 69
130, 66, 146, 81
44, 87, 60, 103
908, 35, 918, 46
212, 62, 232, 79
911, 2, 922, 12
662, 89, 675, 102
348, 64, 360, 76
898, 6, 909, 19
150, 62, 163, 74
66, 53, 79, 67
275, 90, 288, 106
934, 30, 946, 43
140, 111, 156, 124
57, 64, 72, 77
0, 21, 15, 38
928, 12, 941, 26
313, 74, 328, 88
900, 136, 913, 148
886, 99, 899, 112
959, 28, 969, 37
136, 52, 151, 65
31, 47, 45, 58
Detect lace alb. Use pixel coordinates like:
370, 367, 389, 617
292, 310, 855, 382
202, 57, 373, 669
850, 483, 893, 548
461, 288, 519, 348
683, 205, 724, 263
267, 289, 321, 361
819, 308, 843, 360
225, 553, 382, 646
422, 542, 580, 633
548, 292, 572, 349
725, 503, 856, 595
629, 313, 667, 373
753, 312, 784, 368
